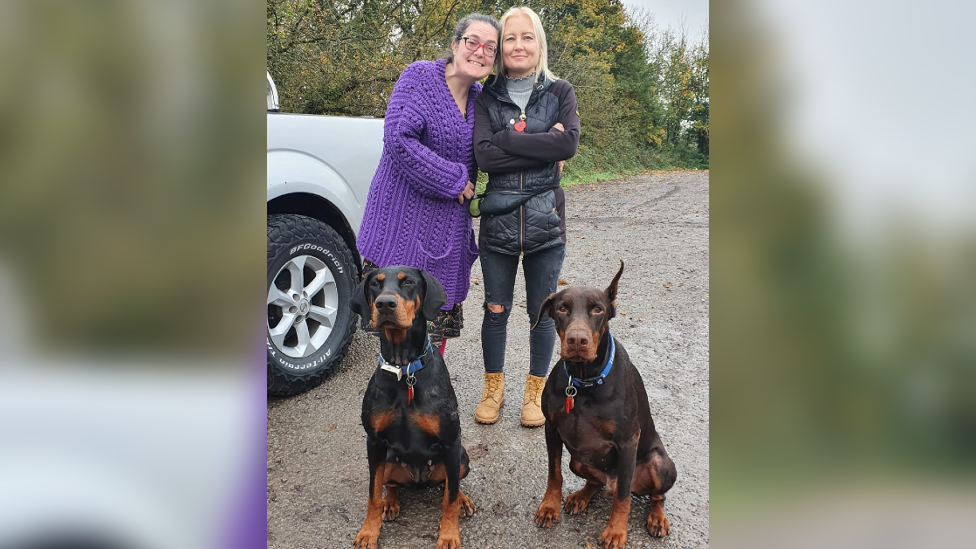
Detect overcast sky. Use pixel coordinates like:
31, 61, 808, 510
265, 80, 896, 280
620, 0, 709, 45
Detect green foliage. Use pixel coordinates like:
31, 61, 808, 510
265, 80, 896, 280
267, 0, 709, 176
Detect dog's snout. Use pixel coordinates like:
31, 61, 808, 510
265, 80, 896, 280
565, 329, 590, 352
375, 295, 398, 312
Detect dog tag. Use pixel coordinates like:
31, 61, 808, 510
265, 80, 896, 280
406, 373, 417, 405
381, 363, 402, 381
565, 384, 577, 413
566, 395, 574, 413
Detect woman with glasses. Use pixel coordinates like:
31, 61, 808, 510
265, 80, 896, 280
471, 6, 580, 427
356, 14, 501, 356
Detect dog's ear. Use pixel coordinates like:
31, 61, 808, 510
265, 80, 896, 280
531, 292, 558, 331
605, 260, 624, 319
420, 270, 447, 319
349, 271, 371, 317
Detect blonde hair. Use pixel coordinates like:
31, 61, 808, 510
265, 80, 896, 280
498, 6, 557, 83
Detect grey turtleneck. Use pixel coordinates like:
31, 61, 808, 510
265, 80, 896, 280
505, 72, 536, 111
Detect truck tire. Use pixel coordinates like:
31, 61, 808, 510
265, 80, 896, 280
267, 214, 358, 396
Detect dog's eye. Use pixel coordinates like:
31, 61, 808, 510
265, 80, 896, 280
592, 306, 604, 314
557, 305, 568, 313
401, 279, 414, 286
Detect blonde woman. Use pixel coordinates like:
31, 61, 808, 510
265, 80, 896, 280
472, 6, 580, 426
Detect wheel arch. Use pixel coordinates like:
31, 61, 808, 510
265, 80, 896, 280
267, 193, 362, 276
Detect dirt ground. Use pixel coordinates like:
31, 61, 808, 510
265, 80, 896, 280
267, 170, 709, 548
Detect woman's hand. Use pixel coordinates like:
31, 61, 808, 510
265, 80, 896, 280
458, 180, 475, 204
552, 123, 565, 173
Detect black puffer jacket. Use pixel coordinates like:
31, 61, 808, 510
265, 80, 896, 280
473, 73, 580, 256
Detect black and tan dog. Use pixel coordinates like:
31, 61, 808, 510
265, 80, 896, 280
532, 261, 677, 549
349, 266, 473, 549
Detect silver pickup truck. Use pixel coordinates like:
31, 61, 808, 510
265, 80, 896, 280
266, 73, 383, 396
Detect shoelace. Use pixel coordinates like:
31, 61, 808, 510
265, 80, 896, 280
525, 380, 544, 400
483, 377, 501, 400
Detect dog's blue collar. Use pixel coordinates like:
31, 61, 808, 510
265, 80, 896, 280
564, 331, 615, 388
379, 338, 433, 382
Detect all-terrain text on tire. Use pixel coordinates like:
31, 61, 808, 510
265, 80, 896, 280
267, 214, 358, 396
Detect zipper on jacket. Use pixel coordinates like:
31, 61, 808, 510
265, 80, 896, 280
491, 78, 544, 258
519, 171, 524, 258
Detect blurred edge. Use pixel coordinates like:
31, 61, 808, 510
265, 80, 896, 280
0, 0, 264, 357
0, 1, 266, 549
2, 0, 975, 548
712, 0, 976, 547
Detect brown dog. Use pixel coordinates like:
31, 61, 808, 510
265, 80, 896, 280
532, 261, 676, 549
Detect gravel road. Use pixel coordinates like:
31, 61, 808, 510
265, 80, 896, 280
268, 170, 709, 549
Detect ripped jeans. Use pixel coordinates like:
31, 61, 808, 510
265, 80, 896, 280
480, 245, 565, 377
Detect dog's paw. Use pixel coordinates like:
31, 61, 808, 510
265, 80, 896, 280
435, 527, 462, 549
382, 499, 400, 521
534, 501, 561, 528
646, 509, 671, 537
352, 527, 379, 549
564, 490, 593, 515
458, 491, 475, 518
599, 524, 628, 549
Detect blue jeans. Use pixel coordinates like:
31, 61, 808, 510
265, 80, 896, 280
480, 245, 565, 377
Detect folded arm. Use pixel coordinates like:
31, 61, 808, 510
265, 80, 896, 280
490, 82, 580, 163
473, 94, 549, 173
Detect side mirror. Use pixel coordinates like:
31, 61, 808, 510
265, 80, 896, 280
267, 71, 280, 112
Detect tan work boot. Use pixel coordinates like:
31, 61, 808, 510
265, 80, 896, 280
521, 374, 547, 427
474, 372, 505, 424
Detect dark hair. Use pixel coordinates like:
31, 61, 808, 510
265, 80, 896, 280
441, 13, 501, 63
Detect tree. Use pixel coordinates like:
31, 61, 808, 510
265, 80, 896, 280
266, 0, 709, 173
688, 34, 709, 158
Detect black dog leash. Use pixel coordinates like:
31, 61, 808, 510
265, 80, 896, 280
378, 337, 433, 405
563, 331, 616, 413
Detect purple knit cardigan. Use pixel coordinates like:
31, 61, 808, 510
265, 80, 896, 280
357, 59, 481, 308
